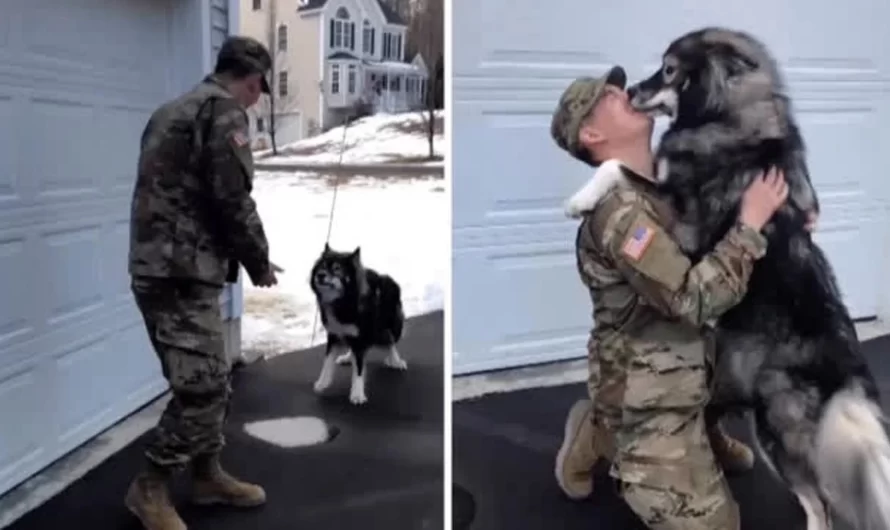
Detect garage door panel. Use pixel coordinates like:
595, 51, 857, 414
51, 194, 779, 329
453, 1, 890, 374
0, 96, 16, 197
108, 220, 134, 303
453, 238, 592, 373
27, 98, 101, 196
98, 106, 154, 190
795, 105, 874, 188
22, 0, 171, 79
51, 337, 116, 445
813, 223, 880, 318
0, 367, 44, 491
42, 224, 104, 324
0, 236, 31, 347
452, 99, 600, 229
111, 323, 164, 398
455, 245, 590, 373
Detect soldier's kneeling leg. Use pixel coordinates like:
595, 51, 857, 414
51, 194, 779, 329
612, 343, 740, 530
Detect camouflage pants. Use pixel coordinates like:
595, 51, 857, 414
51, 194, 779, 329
589, 335, 739, 530
131, 276, 231, 471
586, 334, 626, 434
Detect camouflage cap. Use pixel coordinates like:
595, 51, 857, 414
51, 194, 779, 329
550, 65, 627, 164
216, 36, 273, 93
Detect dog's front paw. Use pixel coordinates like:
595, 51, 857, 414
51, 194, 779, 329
313, 378, 331, 394
383, 351, 408, 371
564, 160, 624, 218
349, 386, 368, 405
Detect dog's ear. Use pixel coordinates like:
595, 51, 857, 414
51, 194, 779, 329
351, 247, 369, 296
704, 55, 731, 112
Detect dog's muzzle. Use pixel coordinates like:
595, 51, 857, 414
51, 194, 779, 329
629, 87, 677, 118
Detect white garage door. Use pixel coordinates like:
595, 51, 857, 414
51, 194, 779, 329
277, 111, 304, 146
452, 0, 890, 375
0, 0, 183, 496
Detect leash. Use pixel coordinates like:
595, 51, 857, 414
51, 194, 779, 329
308, 116, 354, 347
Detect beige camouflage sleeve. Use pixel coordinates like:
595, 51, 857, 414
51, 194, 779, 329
203, 98, 271, 283
592, 197, 767, 327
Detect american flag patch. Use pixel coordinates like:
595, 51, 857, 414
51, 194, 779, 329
621, 224, 655, 261
230, 130, 249, 148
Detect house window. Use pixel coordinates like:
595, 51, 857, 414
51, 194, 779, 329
362, 20, 375, 54
257, 117, 265, 132
277, 24, 288, 51
330, 7, 355, 50
390, 76, 400, 91
380, 74, 388, 89
381, 32, 402, 60
331, 65, 341, 94
252, 0, 261, 10
278, 71, 288, 97
348, 65, 357, 94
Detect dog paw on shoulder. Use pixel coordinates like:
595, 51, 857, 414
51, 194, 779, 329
564, 160, 625, 218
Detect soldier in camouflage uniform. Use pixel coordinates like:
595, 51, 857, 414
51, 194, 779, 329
126, 36, 277, 530
548, 66, 796, 529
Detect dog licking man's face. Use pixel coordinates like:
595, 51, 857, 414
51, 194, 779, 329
627, 29, 767, 123
578, 84, 654, 155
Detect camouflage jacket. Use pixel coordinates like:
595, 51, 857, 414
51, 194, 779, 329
572, 159, 768, 377
129, 75, 270, 286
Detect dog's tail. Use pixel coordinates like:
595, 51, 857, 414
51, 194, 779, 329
814, 380, 890, 529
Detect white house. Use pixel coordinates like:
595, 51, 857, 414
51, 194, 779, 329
240, 0, 429, 147
0, 0, 245, 499
451, 1, 890, 375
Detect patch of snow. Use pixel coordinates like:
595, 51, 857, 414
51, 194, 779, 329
241, 171, 446, 358
243, 417, 331, 448
257, 110, 443, 166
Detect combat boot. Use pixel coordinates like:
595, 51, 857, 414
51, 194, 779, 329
124, 466, 187, 530
708, 420, 755, 473
190, 454, 267, 507
554, 399, 616, 499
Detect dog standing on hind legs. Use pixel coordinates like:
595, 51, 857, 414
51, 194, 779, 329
565, 27, 890, 530
309, 243, 407, 405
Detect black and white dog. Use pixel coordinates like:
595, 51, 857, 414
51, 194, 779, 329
309, 244, 407, 405
567, 27, 890, 530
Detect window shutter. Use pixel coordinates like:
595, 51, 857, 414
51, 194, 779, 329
329, 20, 335, 47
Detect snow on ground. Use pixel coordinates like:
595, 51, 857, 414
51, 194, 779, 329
257, 110, 444, 166
241, 170, 446, 358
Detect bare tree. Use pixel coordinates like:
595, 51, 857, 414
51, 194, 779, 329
408, 0, 443, 160
261, 0, 299, 155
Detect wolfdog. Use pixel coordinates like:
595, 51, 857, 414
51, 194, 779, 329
566, 27, 890, 530
309, 244, 407, 405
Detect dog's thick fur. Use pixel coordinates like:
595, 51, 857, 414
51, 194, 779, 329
309, 244, 406, 405
566, 27, 890, 530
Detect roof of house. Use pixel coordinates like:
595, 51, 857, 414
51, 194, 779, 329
298, 0, 406, 25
